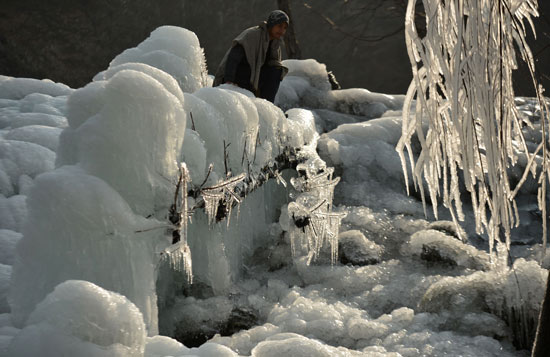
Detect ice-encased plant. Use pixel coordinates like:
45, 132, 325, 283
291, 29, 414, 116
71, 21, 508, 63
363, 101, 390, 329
397, 0, 549, 259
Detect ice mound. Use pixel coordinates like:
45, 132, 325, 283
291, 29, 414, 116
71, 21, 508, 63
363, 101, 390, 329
57, 68, 187, 216
9, 166, 162, 331
276, 59, 405, 119
96, 26, 208, 93
7, 280, 146, 357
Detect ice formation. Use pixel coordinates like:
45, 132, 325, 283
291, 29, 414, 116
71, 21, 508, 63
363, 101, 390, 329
0, 22, 548, 357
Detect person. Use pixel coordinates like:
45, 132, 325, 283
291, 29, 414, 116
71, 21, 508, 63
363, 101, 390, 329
213, 10, 289, 102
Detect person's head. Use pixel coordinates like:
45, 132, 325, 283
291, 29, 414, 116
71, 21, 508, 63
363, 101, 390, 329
266, 10, 289, 40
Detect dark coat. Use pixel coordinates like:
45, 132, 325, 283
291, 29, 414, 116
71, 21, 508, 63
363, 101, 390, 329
213, 22, 287, 92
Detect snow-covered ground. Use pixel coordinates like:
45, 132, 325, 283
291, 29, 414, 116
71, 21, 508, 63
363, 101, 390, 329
0, 26, 547, 356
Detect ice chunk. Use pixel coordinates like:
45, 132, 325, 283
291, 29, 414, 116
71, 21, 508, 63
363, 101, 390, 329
285, 109, 317, 147
276, 59, 404, 118
64, 80, 107, 130
18, 93, 64, 116
194, 87, 259, 176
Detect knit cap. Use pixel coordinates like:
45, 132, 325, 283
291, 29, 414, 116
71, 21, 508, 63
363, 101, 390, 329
266, 10, 290, 28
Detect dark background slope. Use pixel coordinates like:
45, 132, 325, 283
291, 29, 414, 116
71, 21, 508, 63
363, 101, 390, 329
1, 0, 548, 95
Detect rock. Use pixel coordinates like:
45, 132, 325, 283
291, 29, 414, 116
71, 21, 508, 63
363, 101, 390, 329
338, 230, 383, 266
427, 220, 467, 242
218, 307, 258, 337
401, 229, 490, 271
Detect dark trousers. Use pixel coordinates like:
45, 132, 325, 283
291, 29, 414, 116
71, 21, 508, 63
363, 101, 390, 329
233, 63, 282, 103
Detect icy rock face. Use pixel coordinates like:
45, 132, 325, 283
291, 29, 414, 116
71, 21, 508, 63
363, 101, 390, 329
8, 280, 147, 357
338, 230, 383, 266
95, 26, 208, 94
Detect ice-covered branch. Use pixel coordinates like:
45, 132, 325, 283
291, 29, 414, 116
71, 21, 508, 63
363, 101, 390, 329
397, 0, 548, 261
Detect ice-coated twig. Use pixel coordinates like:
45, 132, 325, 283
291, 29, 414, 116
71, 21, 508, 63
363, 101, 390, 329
161, 163, 193, 283
288, 158, 346, 265
201, 173, 246, 225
